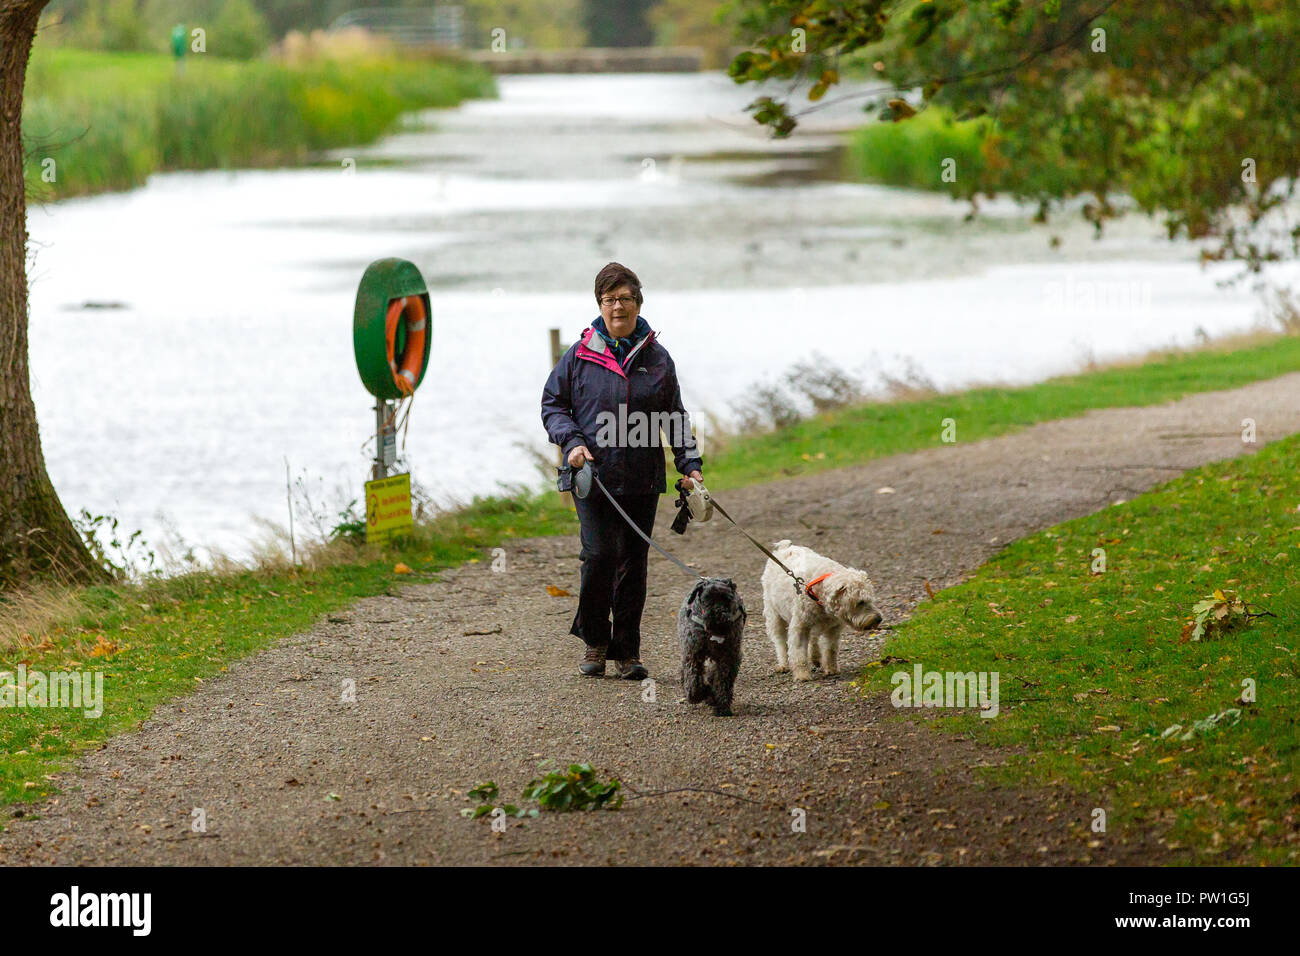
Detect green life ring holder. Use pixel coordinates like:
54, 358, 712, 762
353, 258, 432, 400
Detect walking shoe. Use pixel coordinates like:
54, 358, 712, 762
613, 658, 648, 680
579, 644, 607, 677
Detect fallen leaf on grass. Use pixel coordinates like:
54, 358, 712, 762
89, 635, 119, 658
394, 563, 412, 574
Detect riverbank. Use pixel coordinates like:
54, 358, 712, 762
3, 331, 1300, 813
22, 48, 496, 200
6, 350, 1300, 863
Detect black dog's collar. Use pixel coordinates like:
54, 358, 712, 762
688, 598, 744, 642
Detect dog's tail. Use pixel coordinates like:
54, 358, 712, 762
771, 539, 791, 552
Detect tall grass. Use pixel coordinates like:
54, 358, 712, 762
22, 47, 495, 199
847, 108, 993, 195
846, 106, 1087, 200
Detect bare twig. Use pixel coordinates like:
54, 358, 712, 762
623, 786, 769, 807
284, 457, 297, 566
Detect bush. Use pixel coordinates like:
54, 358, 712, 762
208, 0, 271, 60
847, 107, 993, 198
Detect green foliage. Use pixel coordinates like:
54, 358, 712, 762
328, 500, 366, 544
71, 509, 157, 581
1162, 708, 1241, 743
467, 781, 499, 802
21, 48, 495, 199
459, 779, 540, 818
208, 0, 272, 60
846, 107, 996, 198
458, 765, 622, 820
60, 0, 157, 52
1180, 588, 1271, 643
523, 763, 623, 811
727, 0, 1300, 271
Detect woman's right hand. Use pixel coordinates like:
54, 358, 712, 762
567, 445, 594, 468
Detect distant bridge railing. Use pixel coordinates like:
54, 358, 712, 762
329, 5, 468, 48
461, 47, 708, 73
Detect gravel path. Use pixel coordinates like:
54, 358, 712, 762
4, 373, 1298, 866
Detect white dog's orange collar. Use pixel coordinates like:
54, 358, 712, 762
804, 572, 833, 605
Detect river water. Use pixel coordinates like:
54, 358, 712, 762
26, 71, 1295, 568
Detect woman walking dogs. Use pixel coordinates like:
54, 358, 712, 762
541, 263, 704, 679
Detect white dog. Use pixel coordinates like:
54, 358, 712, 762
761, 540, 883, 681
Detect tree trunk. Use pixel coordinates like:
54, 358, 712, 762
0, 0, 110, 592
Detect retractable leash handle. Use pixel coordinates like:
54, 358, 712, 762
670, 476, 716, 535
573, 459, 593, 500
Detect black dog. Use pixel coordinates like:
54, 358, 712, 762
678, 577, 746, 717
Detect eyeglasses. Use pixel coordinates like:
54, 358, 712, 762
600, 296, 638, 308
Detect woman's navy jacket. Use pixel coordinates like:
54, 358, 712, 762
541, 317, 703, 495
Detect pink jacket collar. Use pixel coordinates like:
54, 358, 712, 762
576, 326, 655, 379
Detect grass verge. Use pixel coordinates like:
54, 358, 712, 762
855, 432, 1300, 864
3, 333, 1300, 816
704, 333, 1300, 489
0, 493, 572, 809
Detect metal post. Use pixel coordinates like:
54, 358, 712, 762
373, 399, 389, 481
549, 328, 573, 509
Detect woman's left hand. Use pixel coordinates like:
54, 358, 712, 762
682, 470, 704, 489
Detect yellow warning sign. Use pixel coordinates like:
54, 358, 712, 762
364, 472, 413, 544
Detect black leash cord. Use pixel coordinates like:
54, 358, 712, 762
706, 495, 805, 591
592, 473, 703, 581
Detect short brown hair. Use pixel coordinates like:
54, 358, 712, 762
594, 262, 643, 307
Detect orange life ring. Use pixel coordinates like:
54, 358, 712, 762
385, 296, 427, 395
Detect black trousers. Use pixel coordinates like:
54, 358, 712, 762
569, 490, 659, 660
